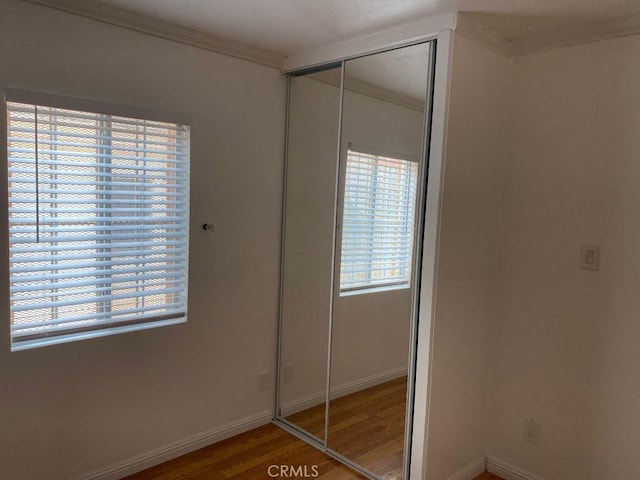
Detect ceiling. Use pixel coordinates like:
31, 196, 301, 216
95, 0, 640, 57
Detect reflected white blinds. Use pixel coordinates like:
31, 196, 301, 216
339, 148, 418, 292
7, 99, 190, 347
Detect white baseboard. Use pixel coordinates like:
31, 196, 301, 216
330, 366, 407, 400
447, 458, 487, 480
280, 391, 326, 417
280, 366, 407, 417
487, 457, 544, 480
74, 410, 272, 480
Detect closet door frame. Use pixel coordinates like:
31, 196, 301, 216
274, 29, 454, 480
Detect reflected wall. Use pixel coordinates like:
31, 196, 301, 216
278, 67, 342, 440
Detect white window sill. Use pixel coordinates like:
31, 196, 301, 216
11, 316, 187, 352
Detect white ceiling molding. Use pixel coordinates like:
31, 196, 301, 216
22, 0, 286, 69
456, 11, 640, 58
21, 0, 640, 68
310, 71, 425, 113
510, 14, 640, 56
455, 13, 511, 57
282, 13, 457, 73
345, 77, 424, 112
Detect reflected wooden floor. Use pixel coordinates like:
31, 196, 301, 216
329, 377, 407, 479
125, 420, 504, 479
271, 376, 408, 478
284, 395, 326, 439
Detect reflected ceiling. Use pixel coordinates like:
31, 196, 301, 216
308, 43, 430, 110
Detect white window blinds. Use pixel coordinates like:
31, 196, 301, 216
6, 95, 190, 350
339, 148, 419, 293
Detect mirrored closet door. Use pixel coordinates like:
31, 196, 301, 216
278, 64, 343, 441
276, 41, 435, 480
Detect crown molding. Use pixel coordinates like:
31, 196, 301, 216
456, 11, 640, 58
22, 0, 286, 69
23, 0, 640, 69
510, 14, 640, 56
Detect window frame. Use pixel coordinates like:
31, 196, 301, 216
3, 88, 191, 351
335, 142, 420, 296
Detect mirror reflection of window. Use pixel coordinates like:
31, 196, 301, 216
339, 147, 419, 295
327, 42, 431, 479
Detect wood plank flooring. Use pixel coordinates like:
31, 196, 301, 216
125, 422, 503, 480
286, 376, 407, 479
126, 377, 504, 479
327, 376, 406, 479
473, 473, 504, 480
125, 423, 365, 480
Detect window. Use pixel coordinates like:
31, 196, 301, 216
6, 89, 190, 350
339, 147, 419, 294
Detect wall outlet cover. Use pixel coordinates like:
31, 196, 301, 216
258, 371, 269, 392
284, 364, 294, 384
524, 418, 541, 444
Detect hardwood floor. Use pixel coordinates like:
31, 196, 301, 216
473, 473, 504, 480
284, 395, 325, 440
126, 378, 504, 479
327, 376, 406, 479
286, 376, 407, 479
125, 423, 366, 480
125, 421, 503, 479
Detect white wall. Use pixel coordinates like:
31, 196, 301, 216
0, 1, 286, 479
13, 4, 639, 479
487, 34, 640, 480
425, 33, 509, 479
